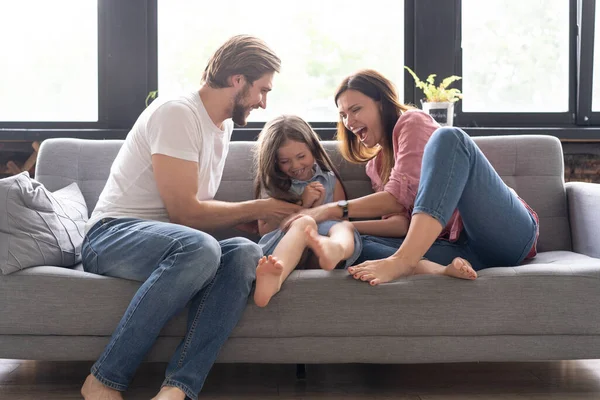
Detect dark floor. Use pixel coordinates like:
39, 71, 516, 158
2, 359, 600, 399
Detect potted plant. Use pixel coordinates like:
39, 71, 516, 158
404, 66, 463, 126
145, 90, 158, 107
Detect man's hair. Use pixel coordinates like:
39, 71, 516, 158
202, 35, 281, 88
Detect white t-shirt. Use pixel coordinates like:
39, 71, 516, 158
86, 90, 234, 233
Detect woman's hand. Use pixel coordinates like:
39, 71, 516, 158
301, 182, 325, 208
280, 203, 338, 231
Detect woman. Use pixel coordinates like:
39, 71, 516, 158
284, 69, 539, 285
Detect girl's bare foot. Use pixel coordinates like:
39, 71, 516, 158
81, 374, 124, 400
444, 257, 477, 280
347, 256, 416, 286
305, 226, 344, 271
151, 386, 186, 400
254, 255, 284, 307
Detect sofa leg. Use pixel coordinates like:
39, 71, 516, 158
296, 363, 306, 380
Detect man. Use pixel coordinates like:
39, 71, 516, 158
81, 35, 300, 400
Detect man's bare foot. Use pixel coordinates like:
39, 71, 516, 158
347, 256, 416, 286
305, 226, 344, 271
444, 257, 477, 280
254, 255, 284, 307
151, 386, 186, 400
81, 374, 124, 400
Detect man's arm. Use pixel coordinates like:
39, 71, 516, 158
153, 154, 301, 231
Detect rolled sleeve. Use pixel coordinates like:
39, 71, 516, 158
383, 111, 438, 211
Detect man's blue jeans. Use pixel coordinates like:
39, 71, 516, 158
356, 127, 538, 271
82, 218, 260, 400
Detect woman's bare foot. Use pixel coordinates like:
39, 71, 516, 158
254, 255, 284, 307
151, 386, 186, 400
444, 257, 477, 280
347, 256, 416, 286
305, 226, 344, 271
81, 374, 124, 400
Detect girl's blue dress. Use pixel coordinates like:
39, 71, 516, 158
258, 164, 362, 268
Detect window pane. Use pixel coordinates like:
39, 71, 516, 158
461, 0, 569, 113
0, 1, 98, 122
158, 0, 404, 122
592, 5, 600, 111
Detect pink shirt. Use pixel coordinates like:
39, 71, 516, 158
365, 110, 539, 259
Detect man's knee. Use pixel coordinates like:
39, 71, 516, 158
221, 237, 261, 281
173, 230, 222, 279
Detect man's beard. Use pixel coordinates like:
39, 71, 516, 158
232, 84, 252, 126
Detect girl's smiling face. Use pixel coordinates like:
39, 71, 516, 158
277, 140, 315, 181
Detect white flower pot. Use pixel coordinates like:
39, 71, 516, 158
421, 101, 454, 127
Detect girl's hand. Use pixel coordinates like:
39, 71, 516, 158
301, 182, 325, 208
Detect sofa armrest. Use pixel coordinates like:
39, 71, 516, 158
566, 181, 600, 258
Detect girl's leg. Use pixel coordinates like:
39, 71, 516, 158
305, 221, 356, 271
349, 127, 537, 285
254, 216, 316, 307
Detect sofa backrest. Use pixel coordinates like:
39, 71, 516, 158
36, 135, 570, 252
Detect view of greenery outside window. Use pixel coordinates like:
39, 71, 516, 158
461, 0, 569, 113
157, 0, 404, 123
592, 4, 600, 112
0, 1, 98, 122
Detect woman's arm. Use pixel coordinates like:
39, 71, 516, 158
332, 179, 346, 202
282, 190, 407, 230
352, 215, 409, 237
300, 190, 406, 221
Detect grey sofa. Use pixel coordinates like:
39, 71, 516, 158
1, 135, 600, 364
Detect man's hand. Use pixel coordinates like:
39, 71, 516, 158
301, 182, 325, 208
261, 198, 302, 222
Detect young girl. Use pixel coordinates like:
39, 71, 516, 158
252, 115, 363, 307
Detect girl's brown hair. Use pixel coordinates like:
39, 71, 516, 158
254, 115, 347, 203
334, 69, 413, 185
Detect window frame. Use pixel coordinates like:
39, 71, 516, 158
3, 0, 600, 141
440, 0, 578, 128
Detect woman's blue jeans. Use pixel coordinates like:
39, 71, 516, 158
356, 127, 538, 271
82, 218, 261, 400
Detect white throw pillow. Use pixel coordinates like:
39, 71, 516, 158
0, 172, 88, 275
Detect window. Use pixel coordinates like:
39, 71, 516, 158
157, 0, 404, 123
461, 0, 570, 113
592, 3, 600, 112
0, 1, 98, 122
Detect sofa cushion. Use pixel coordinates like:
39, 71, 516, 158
35, 136, 572, 251
0, 172, 88, 275
1, 251, 599, 337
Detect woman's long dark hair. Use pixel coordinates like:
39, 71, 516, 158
334, 69, 413, 185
